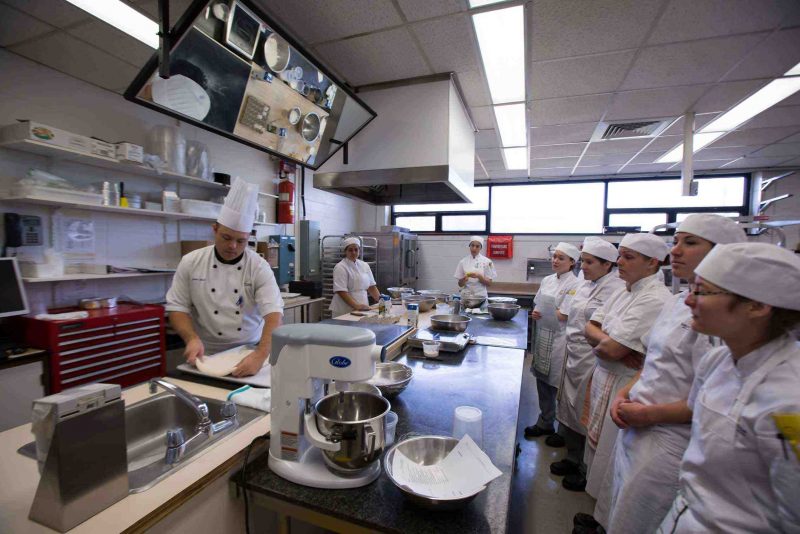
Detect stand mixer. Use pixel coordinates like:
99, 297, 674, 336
268, 324, 390, 489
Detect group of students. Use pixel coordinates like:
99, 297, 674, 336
527, 214, 800, 533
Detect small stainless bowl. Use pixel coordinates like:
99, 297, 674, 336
301, 112, 321, 143
387, 286, 415, 299
417, 290, 448, 304
487, 303, 521, 321
384, 435, 487, 509
403, 295, 436, 312
488, 296, 518, 305
430, 314, 471, 332
366, 362, 413, 398
461, 296, 486, 309
264, 33, 290, 72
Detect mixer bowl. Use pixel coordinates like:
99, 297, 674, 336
430, 314, 471, 333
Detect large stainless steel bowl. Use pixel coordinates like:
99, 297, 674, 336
430, 314, 471, 332
264, 33, 290, 72
488, 296, 518, 305
403, 295, 436, 312
301, 112, 321, 143
314, 391, 390, 473
331, 381, 382, 397
487, 303, 521, 321
417, 290, 448, 304
461, 296, 486, 309
366, 362, 413, 398
387, 286, 415, 299
384, 435, 487, 509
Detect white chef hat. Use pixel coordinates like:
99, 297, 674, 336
342, 236, 360, 249
469, 236, 485, 247
555, 242, 580, 261
695, 243, 800, 310
620, 233, 670, 261
217, 177, 259, 232
676, 214, 746, 244
582, 237, 618, 262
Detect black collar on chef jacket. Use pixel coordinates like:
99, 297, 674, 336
214, 248, 244, 266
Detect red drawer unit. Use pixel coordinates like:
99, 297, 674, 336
19, 304, 166, 393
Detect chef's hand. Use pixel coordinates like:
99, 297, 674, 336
610, 391, 630, 429
616, 400, 652, 428
531, 310, 542, 320
184, 338, 205, 366
232, 351, 266, 377
355, 303, 371, 311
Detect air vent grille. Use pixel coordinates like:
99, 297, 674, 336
591, 119, 672, 141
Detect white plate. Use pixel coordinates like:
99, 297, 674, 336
281, 292, 302, 299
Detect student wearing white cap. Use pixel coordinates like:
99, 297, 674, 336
577, 215, 746, 534
329, 236, 380, 317
551, 237, 625, 489
166, 178, 284, 377
525, 242, 581, 439
454, 236, 497, 301
657, 242, 800, 533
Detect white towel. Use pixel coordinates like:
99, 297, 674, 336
227, 386, 271, 412
35, 311, 90, 321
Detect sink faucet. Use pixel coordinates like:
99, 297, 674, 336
149, 378, 211, 431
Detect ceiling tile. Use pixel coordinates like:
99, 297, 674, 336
722, 156, 795, 168
711, 126, 800, 147
779, 132, 800, 144
777, 91, 800, 108
482, 159, 505, 171
530, 50, 635, 100
605, 85, 709, 121
693, 160, 734, 170
579, 154, 631, 166
2, 0, 90, 28
748, 142, 800, 158
9, 32, 139, 92
781, 156, 800, 166
134, 0, 195, 20
693, 79, 769, 114
661, 113, 716, 135
396, 0, 465, 22
531, 122, 597, 145
621, 162, 674, 173
470, 106, 495, 130
315, 28, 431, 86
257, 0, 404, 44
530, 143, 586, 159
455, 69, 491, 107
531, 93, 613, 126
724, 27, 800, 81
628, 151, 665, 164
530, 168, 573, 178
530, 0, 664, 61
643, 135, 682, 151
694, 146, 754, 160
66, 19, 154, 67
741, 105, 800, 130
647, 0, 800, 45
0, 4, 54, 47
530, 157, 579, 169
620, 34, 764, 91
584, 138, 649, 156
476, 147, 502, 162
476, 129, 500, 148
571, 165, 622, 176
488, 169, 528, 179
411, 14, 478, 73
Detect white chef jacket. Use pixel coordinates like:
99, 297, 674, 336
166, 246, 284, 355
453, 253, 497, 300
329, 258, 376, 317
532, 271, 579, 386
660, 334, 800, 533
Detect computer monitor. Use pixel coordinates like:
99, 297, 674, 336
0, 257, 29, 318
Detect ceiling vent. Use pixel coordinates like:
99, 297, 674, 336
591, 119, 672, 141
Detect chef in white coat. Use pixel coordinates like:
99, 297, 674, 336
551, 237, 624, 489
454, 236, 497, 300
329, 237, 380, 317
587, 215, 745, 534
166, 178, 284, 377
581, 233, 672, 496
525, 242, 580, 438
658, 243, 800, 533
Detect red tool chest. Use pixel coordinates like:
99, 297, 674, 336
19, 303, 166, 393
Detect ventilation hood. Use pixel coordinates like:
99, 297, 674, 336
313, 75, 476, 205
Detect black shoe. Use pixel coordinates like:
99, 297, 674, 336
562, 473, 587, 492
574, 513, 599, 528
524, 425, 554, 438
550, 459, 578, 476
545, 433, 566, 448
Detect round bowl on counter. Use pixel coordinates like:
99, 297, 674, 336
487, 303, 521, 321
487, 296, 518, 305
301, 112, 321, 143
366, 362, 413, 398
430, 314, 471, 333
417, 290, 449, 304
402, 295, 436, 313
384, 435, 487, 510
386, 286, 415, 299
460, 296, 486, 309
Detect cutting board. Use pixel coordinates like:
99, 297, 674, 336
176, 362, 271, 388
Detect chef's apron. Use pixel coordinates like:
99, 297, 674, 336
329, 265, 372, 317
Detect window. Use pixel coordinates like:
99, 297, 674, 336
608, 213, 668, 231
607, 177, 745, 209
491, 182, 605, 233
394, 216, 435, 232
393, 187, 489, 213
441, 215, 487, 232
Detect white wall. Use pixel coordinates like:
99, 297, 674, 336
299, 169, 381, 237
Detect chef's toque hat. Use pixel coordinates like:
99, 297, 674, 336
620, 233, 670, 261
342, 236, 360, 249
217, 177, 259, 232
582, 237, 618, 262
469, 236, 485, 248
676, 214, 746, 244
555, 242, 580, 261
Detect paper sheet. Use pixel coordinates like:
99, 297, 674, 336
534, 294, 559, 330
391, 435, 502, 499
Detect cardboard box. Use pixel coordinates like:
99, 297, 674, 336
181, 241, 212, 256
91, 138, 116, 159
0, 120, 92, 154
115, 142, 144, 163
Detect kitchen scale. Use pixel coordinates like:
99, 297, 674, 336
408, 328, 470, 353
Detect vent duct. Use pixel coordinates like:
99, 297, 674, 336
591, 119, 672, 141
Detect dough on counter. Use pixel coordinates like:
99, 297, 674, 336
195, 345, 255, 377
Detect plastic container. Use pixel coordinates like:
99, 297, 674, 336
179, 198, 222, 218
385, 411, 398, 446
406, 303, 419, 328
435, 302, 451, 315
452, 406, 483, 449
422, 340, 440, 358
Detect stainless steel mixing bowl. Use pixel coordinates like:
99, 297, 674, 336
301, 112, 321, 143
430, 314, 471, 332
403, 295, 436, 312
461, 296, 486, 309
366, 362, 413, 398
386, 286, 415, 299
487, 303, 521, 321
417, 290, 448, 304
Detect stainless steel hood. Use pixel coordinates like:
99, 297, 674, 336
313, 75, 476, 205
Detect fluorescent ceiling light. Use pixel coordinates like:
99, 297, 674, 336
469, 0, 508, 7
700, 77, 800, 133
494, 103, 527, 147
656, 132, 725, 163
472, 5, 525, 104
786, 61, 800, 77
503, 147, 527, 170
65, 0, 159, 49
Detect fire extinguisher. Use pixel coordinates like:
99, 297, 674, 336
278, 177, 295, 224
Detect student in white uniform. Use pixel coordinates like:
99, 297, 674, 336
551, 237, 625, 489
454, 236, 497, 301
329, 237, 380, 317
579, 233, 671, 496
658, 243, 800, 533
582, 215, 745, 534
166, 178, 284, 377
525, 242, 580, 438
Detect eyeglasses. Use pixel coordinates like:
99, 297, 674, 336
688, 283, 732, 297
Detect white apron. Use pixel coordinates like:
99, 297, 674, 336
329, 258, 375, 317
533, 272, 578, 386
454, 253, 497, 300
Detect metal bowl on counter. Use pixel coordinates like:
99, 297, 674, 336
386, 286, 415, 299
331, 381, 382, 397
403, 295, 436, 312
461, 296, 486, 309
488, 296, 518, 305
301, 112, 321, 143
417, 290, 449, 304
384, 435, 487, 510
487, 303, 521, 321
430, 314, 471, 333
366, 362, 413, 398
264, 33, 291, 72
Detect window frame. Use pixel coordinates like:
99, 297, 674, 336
390, 174, 750, 235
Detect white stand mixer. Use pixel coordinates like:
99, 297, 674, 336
268, 324, 385, 489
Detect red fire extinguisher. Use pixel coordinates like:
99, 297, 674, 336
278, 177, 295, 224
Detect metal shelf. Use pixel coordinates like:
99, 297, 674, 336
23, 272, 175, 283
2, 195, 217, 222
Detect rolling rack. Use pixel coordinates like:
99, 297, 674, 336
320, 235, 379, 319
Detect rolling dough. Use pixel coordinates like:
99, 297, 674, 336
195, 345, 259, 377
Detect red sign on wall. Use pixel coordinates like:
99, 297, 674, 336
487, 235, 513, 259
